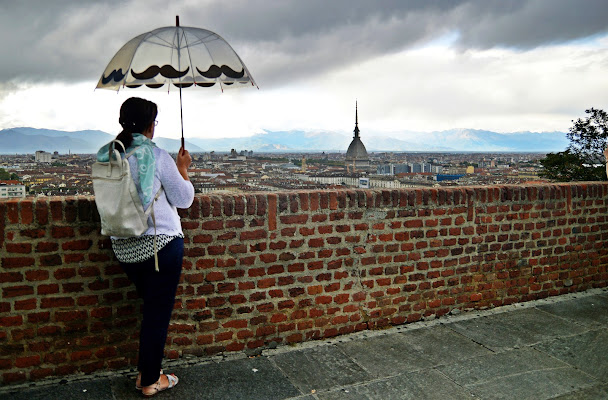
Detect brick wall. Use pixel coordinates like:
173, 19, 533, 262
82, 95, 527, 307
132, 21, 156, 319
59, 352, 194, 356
1, 183, 608, 384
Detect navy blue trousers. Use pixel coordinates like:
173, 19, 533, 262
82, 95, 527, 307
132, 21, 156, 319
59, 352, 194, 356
120, 237, 183, 387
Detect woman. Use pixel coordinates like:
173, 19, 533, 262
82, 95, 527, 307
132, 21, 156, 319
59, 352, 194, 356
97, 97, 194, 397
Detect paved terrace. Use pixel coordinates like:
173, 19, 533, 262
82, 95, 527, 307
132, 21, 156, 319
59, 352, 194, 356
1, 289, 608, 399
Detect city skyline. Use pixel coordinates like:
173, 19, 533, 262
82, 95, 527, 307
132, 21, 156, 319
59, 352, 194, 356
1, 1, 607, 143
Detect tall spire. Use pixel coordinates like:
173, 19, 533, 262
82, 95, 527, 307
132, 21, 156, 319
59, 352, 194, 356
353, 100, 360, 138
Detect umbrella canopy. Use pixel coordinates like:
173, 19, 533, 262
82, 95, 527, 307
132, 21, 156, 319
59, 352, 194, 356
97, 17, 256, 92
96, 17, 256, 148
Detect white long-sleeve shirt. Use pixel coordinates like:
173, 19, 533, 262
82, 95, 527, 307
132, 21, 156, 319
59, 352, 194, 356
127, 146, 194, 236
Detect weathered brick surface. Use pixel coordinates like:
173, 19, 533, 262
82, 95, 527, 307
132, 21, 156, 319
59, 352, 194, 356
1, 184, 608, 385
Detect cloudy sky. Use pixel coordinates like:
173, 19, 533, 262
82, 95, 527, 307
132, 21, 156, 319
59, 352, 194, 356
1, 0, 608, 142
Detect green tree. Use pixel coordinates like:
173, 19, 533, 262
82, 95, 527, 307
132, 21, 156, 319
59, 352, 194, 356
568, 108, 608, 160
539, 150, 604, 181
540, 108, 608, 181
0, 169, 21, 181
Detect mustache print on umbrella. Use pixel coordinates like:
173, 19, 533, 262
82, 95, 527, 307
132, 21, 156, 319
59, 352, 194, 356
197, 65, 245, 79
102, 64, 246, 85
131, 65, 190, 80
101, 68, 126, 84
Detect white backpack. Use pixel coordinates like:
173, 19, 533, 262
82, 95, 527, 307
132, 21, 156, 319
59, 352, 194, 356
91, 140, 162, 270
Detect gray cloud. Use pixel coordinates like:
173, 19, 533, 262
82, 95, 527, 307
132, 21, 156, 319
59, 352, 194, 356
454, 0, 608, 49
1, 0, 607, 87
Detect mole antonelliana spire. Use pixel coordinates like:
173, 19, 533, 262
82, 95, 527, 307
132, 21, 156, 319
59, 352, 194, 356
345, 100, 370, 172
354, 100, 360, 138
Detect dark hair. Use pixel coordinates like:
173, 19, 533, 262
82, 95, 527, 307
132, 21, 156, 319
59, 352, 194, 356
115, 97, 158, 150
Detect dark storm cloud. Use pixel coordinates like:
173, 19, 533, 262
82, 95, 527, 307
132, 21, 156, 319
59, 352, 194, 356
1, 0, 607, 86
454, 0, 608, 49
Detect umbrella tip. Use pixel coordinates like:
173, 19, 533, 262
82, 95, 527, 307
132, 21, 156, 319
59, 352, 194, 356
176, 15, 180, 26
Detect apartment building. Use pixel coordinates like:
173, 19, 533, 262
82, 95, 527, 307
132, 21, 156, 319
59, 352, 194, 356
0, 180, 26, 198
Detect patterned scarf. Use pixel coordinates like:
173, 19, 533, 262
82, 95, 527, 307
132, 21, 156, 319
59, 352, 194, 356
96, 133, 157, 204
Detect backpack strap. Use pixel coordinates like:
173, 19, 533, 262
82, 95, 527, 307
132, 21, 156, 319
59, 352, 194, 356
109, 140, 127, 159
111, 140, 140, 160
124, 145, 141, 160
148, 187, 164, 272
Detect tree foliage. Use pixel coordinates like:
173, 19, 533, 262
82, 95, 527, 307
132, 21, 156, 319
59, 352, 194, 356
539, 150, 604, 182
567, 107, 608, 161
0, 168, 19, 181
540, 108, 608, 181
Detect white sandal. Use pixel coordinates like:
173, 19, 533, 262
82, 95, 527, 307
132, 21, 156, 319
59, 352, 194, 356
142, 374, 179, 397
135, 369, 163, 391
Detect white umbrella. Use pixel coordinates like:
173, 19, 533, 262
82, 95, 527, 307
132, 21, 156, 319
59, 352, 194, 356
96, 16, 257, 147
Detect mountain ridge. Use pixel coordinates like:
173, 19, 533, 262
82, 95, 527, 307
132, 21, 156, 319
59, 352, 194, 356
0, 127, 569, 154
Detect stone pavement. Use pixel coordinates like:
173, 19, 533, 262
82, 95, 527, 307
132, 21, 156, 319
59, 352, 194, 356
2, 288, 608, 400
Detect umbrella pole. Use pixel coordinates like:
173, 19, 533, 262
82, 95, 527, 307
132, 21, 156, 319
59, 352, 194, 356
177, 15, 185, 151
179, 85, 185, 151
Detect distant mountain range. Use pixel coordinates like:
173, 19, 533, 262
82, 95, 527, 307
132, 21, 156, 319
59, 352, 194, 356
0, 128, 203, 154
0, 127, 569, 154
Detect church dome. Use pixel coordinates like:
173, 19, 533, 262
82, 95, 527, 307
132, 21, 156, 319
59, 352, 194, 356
345, 137, 368, 160
344, 101, 370, 170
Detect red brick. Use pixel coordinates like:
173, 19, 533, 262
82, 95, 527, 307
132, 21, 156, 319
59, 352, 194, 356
37, 283, 59, 295
240, 229, 267, 240
268, 265, 285, 275
26, 270, 49, 281
181, 221, 199, 230
217, 258, 237, 268
3, 371, 26, 383
40, 254, 62, 266
19, 228, 45, 239
6, 243, 32, 254
19, 202, 33, 224
14, 299, 37, 311
206, 271, 225, 282
28, 341, 51, 353
0, 272, 23, 283
62, 240, 92, 251
44, 352, 67, 365
93, 347, 117, 359
207, 245, 226, 255
226, 342, 245, 352
201, 220, 223, 230
3, 285, 34, 298
268, 194, 277, 230
15, 355, 40, 368
0, 359, 11, 370
69, 350, 92, 362
280, 215, 308, 224
41, 297, 75, 308
258, 278, 276, 288
0, 316, 23, 327
27, 312, 50, 323
5, 201, 18, 222
308, 238, 324, 247
259, 253, 277, 263
256, 325, 276, 337
229, 295, 247, 304
2, 257, 35, 268
54, 268, 76, 280
51, 226, 74, 238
